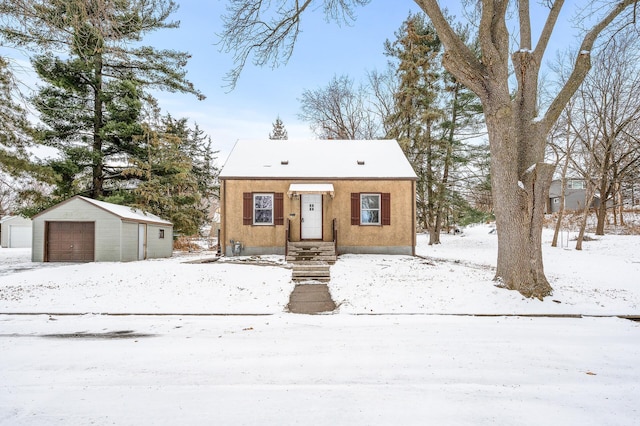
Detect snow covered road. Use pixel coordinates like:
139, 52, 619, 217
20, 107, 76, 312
1, 314, 639, 425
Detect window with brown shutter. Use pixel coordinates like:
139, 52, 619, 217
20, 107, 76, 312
274, 193, 284, 225
352, 192, 391, 226
243, 192, 252, 225
351, 193, 360, 225
381, 193, 391, 225
244, 192, 283, 226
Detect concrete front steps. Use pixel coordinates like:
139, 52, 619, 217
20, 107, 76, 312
286, 241, 337, 283
286, 241, 337, 264
291, 262, 331, 282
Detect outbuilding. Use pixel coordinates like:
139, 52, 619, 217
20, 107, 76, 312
32, 196, 173, 262
219, 139, 417, 257
0, 216, 33, 248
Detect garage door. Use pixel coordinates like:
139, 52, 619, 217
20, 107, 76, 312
9, 225, 32, 248
46, 222, 95, 262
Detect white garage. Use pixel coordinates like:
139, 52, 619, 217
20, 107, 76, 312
0, 216, 33, 248
31, 196, 173, 263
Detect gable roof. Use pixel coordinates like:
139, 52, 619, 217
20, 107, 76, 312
33, 195, 172, 226
0, 215, 31, 224
79, 197, 172, 225
219, 139, 417, 180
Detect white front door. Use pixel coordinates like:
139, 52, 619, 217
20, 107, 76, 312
301, 194, 323, 239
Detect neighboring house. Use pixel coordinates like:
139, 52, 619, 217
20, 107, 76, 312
32, 196, 173, 262
547, 179, 600, 213
218, 139, 418, 257
0, 216, 32, 248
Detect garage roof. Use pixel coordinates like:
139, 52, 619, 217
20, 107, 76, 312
79, 197, 172, 225
33, 196, 172, 226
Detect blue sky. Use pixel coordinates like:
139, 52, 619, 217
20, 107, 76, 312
4, 1, 586, 163
148, 0, 585, 162
146, 0, 425, 160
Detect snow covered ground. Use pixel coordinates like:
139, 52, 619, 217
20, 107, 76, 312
1, 224, 638, 315
1, 224, 639, 425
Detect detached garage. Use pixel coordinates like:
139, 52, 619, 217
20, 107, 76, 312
0, 216, 33, 248
32, 196, 173, 262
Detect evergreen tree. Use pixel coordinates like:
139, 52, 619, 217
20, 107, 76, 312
384, 13, 443, 235
0, 56, 32, 177
0, 0, 204, 199
31, 63, 144, 200
269, 116, 288, 140
385, 13, 483, 243
122, 108, 218, 236
160, 114, 219, 222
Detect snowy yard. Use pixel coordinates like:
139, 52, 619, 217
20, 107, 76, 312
1, 224, 639, 425
1, 224, 638, 315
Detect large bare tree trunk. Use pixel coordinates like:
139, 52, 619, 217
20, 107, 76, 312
486, 109, 554, 297
415, 0, 637, 298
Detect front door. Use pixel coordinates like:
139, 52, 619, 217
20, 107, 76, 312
301, 194, 322, 239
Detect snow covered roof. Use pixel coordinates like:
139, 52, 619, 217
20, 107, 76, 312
0, 215, 31, 224
33, 196, 172, 226
288, 183, 335, 198
219, 139, 417, 180
77, 196, 172, 225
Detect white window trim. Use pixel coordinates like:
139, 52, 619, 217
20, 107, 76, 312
253, 193, 274, 225
360, 193, 381, 226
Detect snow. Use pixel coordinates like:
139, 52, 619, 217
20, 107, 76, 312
78, 196, 172, 225
1, 224, 639, 425
288, 183, 335, 197
219, 139, 417, 179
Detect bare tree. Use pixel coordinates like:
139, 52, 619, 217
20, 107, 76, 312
298, 74, 380, 139
219, 0, 639, 299
367, 66, 398, 137
219, 0, 370, 89
564, 29, 640, 239
0, 176, 16, 216
547, 114, 576, 248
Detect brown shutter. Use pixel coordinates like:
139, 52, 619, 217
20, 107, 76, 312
381, 193, 391, 225
274, 192, 284, 225
351, 193, 360, 225
243, 192, 252, 225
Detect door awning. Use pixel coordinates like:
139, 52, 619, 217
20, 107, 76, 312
287, 183, 335, 199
